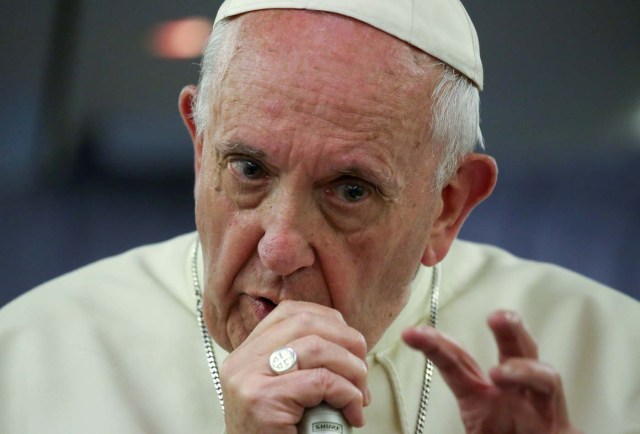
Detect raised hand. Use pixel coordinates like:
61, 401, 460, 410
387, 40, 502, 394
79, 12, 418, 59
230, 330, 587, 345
403, 310, 583, 434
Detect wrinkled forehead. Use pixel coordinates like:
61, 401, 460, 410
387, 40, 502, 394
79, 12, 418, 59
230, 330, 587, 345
225, 10, 441, 88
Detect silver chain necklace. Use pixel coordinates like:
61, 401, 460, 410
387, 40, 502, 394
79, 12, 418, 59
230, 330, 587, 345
192, 240, 440, 434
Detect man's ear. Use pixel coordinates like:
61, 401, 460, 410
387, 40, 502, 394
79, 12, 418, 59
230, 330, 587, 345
178, 85, 203, 177
421, 153, 498, 266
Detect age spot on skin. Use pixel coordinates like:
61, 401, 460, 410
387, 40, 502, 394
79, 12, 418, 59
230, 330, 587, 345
263, 99, 284, 117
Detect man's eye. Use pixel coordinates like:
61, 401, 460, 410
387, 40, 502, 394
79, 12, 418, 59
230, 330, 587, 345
335, 183, 370, 203
229, 159, 267, 180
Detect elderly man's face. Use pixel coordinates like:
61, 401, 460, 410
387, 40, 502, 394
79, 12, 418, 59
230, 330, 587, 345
194, 10, 445, 351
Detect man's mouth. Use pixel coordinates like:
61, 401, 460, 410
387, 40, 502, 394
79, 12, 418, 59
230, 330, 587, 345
249, 295, 278, 320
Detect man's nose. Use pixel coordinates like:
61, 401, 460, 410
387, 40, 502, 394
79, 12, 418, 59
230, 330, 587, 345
257, 200, 315, 276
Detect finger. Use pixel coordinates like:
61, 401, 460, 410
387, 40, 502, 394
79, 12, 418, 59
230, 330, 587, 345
242, 300, 365, 357
221, 367, 364, 431
234, 311, 367, 372
246, 300, 346, 344
490, 358, 562, 396
402, 326, 492, 398
488, 310, 538, 362
279, 368, 366, 427
287, 335, 370, 406
490, 358, 571, 427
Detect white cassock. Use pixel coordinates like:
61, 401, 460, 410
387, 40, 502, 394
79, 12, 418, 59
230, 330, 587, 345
1, 233, 638, 433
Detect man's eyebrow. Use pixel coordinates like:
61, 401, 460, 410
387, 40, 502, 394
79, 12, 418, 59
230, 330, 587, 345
216, 142, 266, 160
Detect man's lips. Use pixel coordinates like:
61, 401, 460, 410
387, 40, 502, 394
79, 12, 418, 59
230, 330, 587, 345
248, 295, 278, 321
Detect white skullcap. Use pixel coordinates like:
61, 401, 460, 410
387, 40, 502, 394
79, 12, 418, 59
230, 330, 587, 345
214, 0, 483, 90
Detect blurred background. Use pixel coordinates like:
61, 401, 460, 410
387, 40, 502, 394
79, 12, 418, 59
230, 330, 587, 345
1, 0, 639, 307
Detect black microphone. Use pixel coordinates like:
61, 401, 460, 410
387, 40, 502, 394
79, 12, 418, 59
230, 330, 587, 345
298, 403, 353, 434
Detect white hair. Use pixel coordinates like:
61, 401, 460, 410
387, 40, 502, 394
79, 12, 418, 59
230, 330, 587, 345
430, 65, 485, 188
193, 19, 234, 138
193, 19, 484, 189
